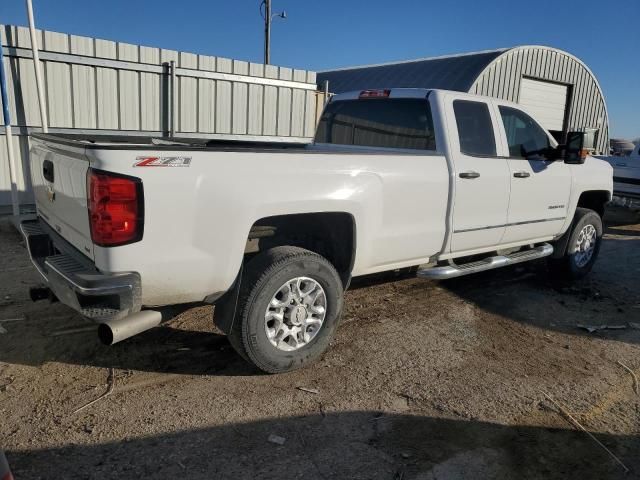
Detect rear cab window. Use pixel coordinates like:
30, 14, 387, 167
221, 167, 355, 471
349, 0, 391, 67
452, 100, 497, 157
314, 98, 437, 151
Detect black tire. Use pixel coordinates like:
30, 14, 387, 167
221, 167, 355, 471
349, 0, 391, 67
226, 246, 344, 373
548, 208, 603, 280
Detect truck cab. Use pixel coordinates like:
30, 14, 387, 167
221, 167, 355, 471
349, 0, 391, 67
314, 89, 611, 257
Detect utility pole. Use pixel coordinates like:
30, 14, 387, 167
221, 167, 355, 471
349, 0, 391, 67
261, 0, 286, 65
264, 0, 271, 65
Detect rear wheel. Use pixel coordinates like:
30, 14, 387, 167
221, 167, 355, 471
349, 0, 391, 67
224, 246, 344, 373
548, 208, 603, 279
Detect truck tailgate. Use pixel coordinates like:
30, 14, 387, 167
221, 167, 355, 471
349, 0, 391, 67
30, 137, 94, 259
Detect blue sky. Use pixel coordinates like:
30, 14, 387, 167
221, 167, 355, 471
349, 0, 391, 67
2, 0, 639, 139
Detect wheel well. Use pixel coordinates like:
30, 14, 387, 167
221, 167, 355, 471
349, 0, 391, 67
577, 190, 610, 217
246, 212, 356, 288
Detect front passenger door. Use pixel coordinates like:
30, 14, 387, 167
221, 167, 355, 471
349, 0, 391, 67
496, 105, 571, 244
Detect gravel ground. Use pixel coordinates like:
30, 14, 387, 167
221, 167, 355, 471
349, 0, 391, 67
1, 206, 639, 480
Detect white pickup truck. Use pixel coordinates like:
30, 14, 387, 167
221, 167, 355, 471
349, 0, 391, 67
22, 88, 613, 373
599, 143, 640, 199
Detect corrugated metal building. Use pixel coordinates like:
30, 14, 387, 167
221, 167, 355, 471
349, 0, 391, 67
317, 46, 609, 154
0, 25, 325, 208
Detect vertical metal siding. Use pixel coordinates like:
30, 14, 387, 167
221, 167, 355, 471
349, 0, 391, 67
46, 62, 73, 127
470, 46, 609, 154
0, 24, 321, 207
215, 81, 232, 134
96, 67, 119, 129
263, 85, 278, 136
14, 58, 41, 126
71, 64, 97, 128
247, 84, 263, 135
197, 78, 216, 133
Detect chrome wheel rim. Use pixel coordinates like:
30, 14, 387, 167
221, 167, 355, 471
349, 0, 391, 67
264, 277, 327, 352
574, 224, 597, 268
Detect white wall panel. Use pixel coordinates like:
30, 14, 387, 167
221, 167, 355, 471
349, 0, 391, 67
179, 76, 198, 132
14, 58, 41, 126
215, 81, 232, 133
232, 83, 248, 134
45, 62, 73, 127
263, 86, 278, 136
96, 68, 119, 129
247, 84, 263, 135
119, 70, 140, 130
290, 89, 305, 137
198, 79, 216, 133
140, 73, 160, 131
0, 24, 320, 207
71, 65, 97, 128
277, 88, 291, 136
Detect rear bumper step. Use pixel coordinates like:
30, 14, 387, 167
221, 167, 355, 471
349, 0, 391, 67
20, 219, 141, 321
417, 243, 554, 280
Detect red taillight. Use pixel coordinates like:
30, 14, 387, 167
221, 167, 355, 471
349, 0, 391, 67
87, 170, 143, 246
359, 89, 391, 98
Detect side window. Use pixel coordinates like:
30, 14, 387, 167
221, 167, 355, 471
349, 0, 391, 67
452, 100, 497, 157
499, 106, 551, 159
314, 99, 437, 151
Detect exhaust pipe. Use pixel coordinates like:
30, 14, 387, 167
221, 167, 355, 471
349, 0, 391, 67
98, 310, 162, 345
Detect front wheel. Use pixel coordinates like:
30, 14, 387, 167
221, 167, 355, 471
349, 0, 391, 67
548, 208, 603, 279
224, 246, 344, 373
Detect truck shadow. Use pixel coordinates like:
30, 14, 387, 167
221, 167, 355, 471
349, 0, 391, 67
0, 308, 256, 376
437, 208, 640, 346
5, 411, 637, 479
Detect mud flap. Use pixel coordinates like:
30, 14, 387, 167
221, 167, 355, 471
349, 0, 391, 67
551, 214, 580, 259
212, 265, 243, 335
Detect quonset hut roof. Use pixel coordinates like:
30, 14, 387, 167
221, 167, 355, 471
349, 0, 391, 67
317, 49, 508, 93
317, 46, 610, 155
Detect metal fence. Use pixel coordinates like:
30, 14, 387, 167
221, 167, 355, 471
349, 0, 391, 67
0, 24, 324, 207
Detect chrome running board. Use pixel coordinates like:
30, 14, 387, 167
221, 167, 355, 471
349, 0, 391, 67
417, 243, 554, 280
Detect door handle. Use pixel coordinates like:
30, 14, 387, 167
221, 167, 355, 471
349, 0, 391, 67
459, 171, 480, 179
513, 171, 530, 178
616, 163, 627, 167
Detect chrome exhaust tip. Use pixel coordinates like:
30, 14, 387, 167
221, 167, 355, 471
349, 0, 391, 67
98, 310, 163, 345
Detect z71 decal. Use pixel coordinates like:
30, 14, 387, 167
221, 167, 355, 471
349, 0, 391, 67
134, 156, 192, 167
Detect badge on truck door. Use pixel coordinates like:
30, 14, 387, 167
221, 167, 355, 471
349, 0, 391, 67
133, 156, 192, 167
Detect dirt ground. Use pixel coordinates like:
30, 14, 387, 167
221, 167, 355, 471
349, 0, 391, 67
1, 206, 639, 480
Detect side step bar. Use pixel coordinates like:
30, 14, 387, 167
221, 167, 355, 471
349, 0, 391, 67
417, 243, 554, 280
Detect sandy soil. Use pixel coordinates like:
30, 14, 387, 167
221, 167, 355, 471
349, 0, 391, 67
1, 206, 639, 479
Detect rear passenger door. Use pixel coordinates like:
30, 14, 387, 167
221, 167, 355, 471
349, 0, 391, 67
447, 97, 511, 253
495, 105, 571, 244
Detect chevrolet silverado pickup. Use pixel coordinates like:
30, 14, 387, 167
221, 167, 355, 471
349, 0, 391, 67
21, 88, 613, 373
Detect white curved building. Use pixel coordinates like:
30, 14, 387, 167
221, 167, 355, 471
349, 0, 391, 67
318, 46, 609, 154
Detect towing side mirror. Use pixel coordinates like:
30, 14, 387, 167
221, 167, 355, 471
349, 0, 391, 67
564, 131, 588, 164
